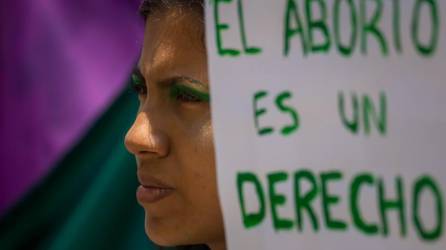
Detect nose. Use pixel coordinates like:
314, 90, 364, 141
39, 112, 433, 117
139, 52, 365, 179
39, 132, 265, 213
124, 112, 169, 158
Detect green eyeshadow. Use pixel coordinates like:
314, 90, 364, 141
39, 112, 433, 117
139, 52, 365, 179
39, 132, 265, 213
170, 83, 210, 102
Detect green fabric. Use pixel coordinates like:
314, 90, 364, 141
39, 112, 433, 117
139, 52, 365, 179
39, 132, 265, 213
0, 87, 156, 250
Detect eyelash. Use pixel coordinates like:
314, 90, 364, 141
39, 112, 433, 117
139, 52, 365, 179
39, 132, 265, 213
131, 74, 147, 95
169, 84, 209, 103
130, 74, 209, 103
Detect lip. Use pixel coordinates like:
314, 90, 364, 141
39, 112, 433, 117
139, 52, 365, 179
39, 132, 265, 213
136, 173, 174, 204
136, 185, 174, 204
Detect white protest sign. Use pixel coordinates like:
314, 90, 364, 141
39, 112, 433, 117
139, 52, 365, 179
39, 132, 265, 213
206, 0, 445, 249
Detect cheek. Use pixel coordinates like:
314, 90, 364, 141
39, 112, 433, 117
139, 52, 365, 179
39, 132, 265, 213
191, 128, 215, 195
174, 114, 219, 205
177, 116, 215, 187
174, 108, 214, 165
181, 120, 224, 237
165, 113, 224, 242
144, 116, 223, 246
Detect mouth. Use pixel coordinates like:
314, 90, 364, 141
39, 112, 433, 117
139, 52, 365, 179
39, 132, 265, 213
136, 185, 174, 204
136, 173, 174, 204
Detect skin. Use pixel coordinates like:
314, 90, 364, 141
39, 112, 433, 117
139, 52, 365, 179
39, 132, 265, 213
124, 8, 226, 250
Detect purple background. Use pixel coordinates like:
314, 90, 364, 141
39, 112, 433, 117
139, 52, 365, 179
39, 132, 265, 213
0, 0, 144, 216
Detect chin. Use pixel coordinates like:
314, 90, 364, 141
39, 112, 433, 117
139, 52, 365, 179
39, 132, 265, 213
145, 215, 190, 247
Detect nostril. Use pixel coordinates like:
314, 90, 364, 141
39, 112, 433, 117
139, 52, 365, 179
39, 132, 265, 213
138, 149, 151, 155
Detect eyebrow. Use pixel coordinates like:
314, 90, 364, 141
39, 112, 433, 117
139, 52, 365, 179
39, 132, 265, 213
132, 66, 208, 90
173, 76, 207, 89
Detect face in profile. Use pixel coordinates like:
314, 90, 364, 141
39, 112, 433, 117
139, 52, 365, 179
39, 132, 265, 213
124, 6, 225, 250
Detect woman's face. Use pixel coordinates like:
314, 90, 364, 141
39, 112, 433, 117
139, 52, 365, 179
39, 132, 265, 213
124, 8, 225, 248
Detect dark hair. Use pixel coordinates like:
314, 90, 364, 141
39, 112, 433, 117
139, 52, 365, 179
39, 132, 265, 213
159, 246, 210, 250
139, 0, 206, 50
138, 4, 209, 250
139, 0, 204, 20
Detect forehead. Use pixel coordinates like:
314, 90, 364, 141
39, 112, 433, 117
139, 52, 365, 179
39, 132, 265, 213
138, 9, 206, 80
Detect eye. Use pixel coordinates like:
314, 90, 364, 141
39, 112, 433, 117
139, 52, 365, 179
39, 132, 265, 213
170, 84, 210, 103
176, 91, 201, 102
131, 73, 147, 96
